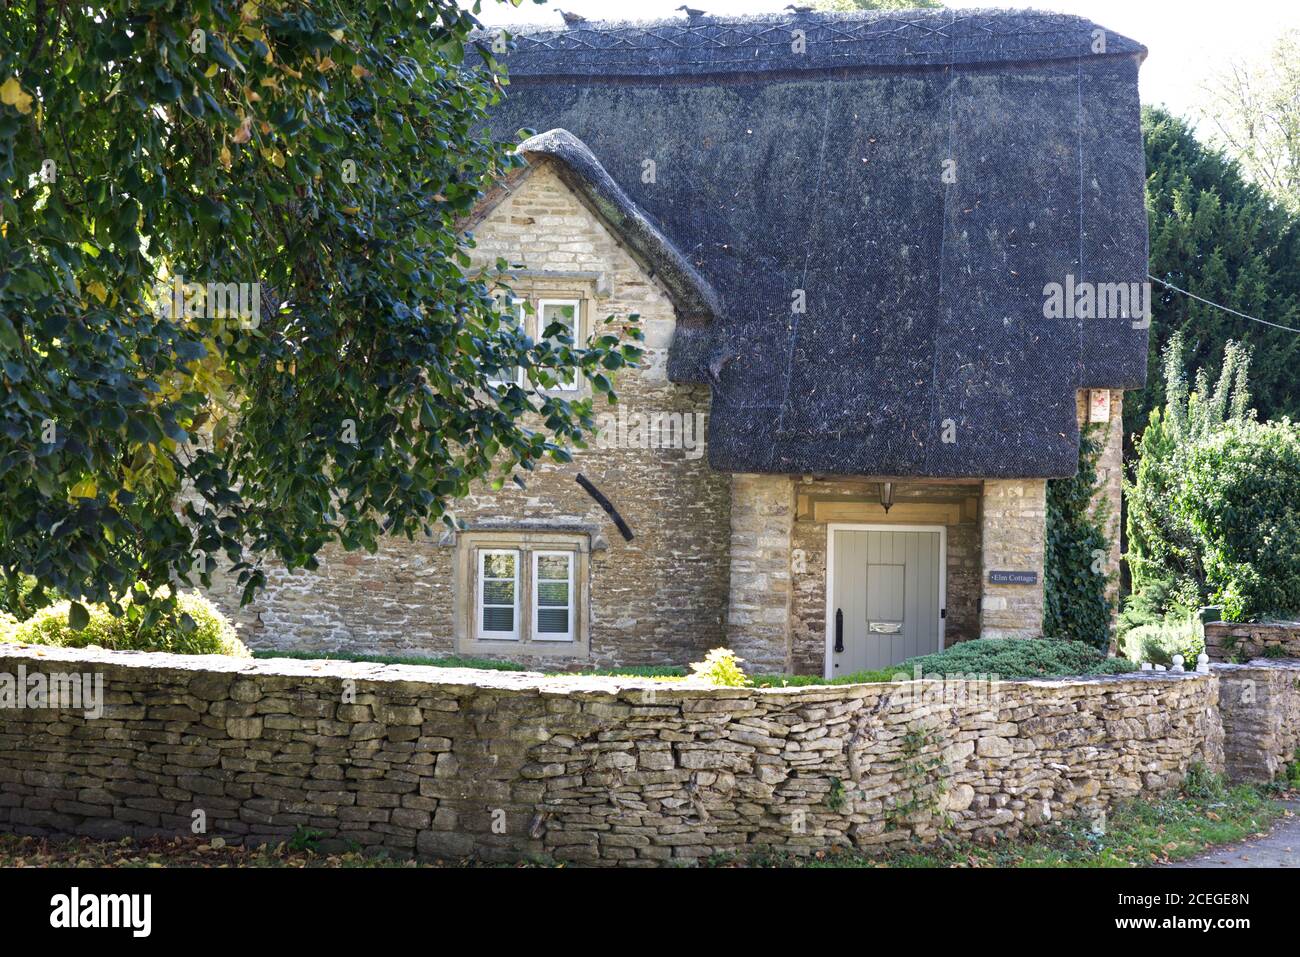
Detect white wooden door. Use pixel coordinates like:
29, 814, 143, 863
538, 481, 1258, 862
829, 528, 943, 676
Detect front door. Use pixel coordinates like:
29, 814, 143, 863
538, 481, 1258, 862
828, 527, 944, 676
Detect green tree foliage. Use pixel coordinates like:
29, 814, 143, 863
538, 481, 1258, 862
1126, 332, 1300, 622
1044, 426, 1114, 648
1200, 30, 1300, 212
1174, 422, 1300, 620
0, 2, 641, 624
1137, 107, 1300, 448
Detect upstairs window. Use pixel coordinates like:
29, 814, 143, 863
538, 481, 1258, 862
537, 298, 580, 392
486, 298, 525, 387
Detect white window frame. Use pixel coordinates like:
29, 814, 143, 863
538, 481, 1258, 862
531, 550, 575, 642
536, 298, 581, 392
477, 548, 520, 641
455, 530, 590, 657
487, 297, 526, 388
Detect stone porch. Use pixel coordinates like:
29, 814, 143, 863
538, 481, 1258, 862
726, 474, 1048, 675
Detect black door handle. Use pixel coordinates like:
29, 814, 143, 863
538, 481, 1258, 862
834, 608, 844, 653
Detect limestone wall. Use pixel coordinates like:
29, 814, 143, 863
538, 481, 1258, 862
726, 474, 794, 675
979, 479, 1047, 638
1213, 660, 1300, 783
1205, 621, 1300, 663
1075, 389, 1124, 625
0, 645, 1231, 866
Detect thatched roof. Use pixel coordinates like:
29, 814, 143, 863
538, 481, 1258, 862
484, 9, 1151, 478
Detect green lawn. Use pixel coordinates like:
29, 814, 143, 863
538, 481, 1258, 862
252, 649, 529, 671
252, 648, 688, 679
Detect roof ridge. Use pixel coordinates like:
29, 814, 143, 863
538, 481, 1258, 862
481, 8, 1146, 78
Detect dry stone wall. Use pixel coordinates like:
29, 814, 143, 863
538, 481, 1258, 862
1214, 660, 1300, 783
0, 644, 1235, 866
1205, 621, 1300, 663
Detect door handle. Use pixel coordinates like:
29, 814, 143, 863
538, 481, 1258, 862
834, 608, 844, 653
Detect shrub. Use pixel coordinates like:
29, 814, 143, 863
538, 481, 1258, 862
0, 610, 16, 642
9, 590, 249, 657
1182, 762, 1227, 801
1126, 334, 1300, 621
1119, 617, 1204, 666
893, 638, 1136, 679
1173, 421, 1300, 620
689, 648, 751, 688
752, 639, 1135, 687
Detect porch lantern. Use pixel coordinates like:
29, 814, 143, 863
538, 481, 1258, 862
879, 481, 894, 513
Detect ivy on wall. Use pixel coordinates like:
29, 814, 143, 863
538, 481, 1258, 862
1044, 426, 1115, 648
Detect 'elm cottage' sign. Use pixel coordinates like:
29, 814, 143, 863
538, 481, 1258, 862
988, 570, 1039, 585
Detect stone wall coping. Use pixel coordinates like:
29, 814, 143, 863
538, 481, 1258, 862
1212, 659, 1300, 672
0, 641, 1214, 698
1206, 619, 1300, 629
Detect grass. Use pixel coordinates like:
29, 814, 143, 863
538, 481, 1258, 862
751, 668, 902, 688
0, 833, 451, 868
255, 639, 1132, 689
560, 665, 688, 678
752, 639, 1135, 688
252, 649, 528, 671
253, 649, 690, 679
708, 779, 1289, 868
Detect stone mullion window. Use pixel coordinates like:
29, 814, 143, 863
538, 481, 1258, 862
455, 530, 591, 657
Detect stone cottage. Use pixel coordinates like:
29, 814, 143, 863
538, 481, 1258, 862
210, 10, 1148, 677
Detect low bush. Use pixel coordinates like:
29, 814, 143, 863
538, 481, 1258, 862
1118, 617, 1204, 666
689, 648, 751, 688
889, 638, 1135, 679
754, 638, 1136, 687
7, 590, 249, 657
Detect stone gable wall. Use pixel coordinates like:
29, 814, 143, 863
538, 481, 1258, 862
204, 162, 730, 669
0, 645, 1237, 866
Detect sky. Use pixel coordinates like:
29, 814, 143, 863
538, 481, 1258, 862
467, 0, 1300, 122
